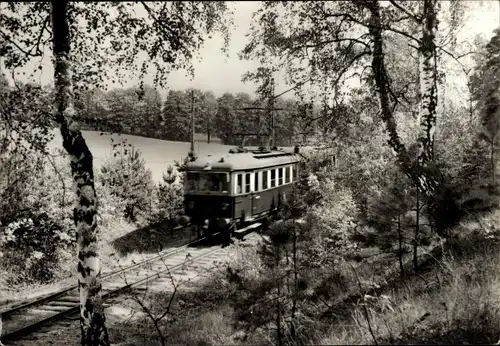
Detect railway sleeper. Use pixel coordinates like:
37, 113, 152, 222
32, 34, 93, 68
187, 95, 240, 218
132, 287, 148, 292
102, 284, 125, 294
4, 310, 53, 324
37, 304, 70, 312
234, 222, 262, 240
46, 301, 79, 308
56, 296, 80, 303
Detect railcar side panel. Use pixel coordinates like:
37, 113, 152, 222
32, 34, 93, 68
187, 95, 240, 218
231, 162, 299, 223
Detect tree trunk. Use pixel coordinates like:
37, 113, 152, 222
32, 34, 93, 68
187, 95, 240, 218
276, 245, 282, 346
207, 118, 211, 144
291, 225, 298, 340
418, 0, 439, 170
397, 215, 405, 278
414, 188, 420, 273
364, 0, 439, 197
365, 1, 416, 185
491, 141, 496, 181
366, 1, 406, 157
51, 2, 110, 345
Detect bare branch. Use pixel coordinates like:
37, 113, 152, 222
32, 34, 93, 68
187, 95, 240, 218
288, 37, 371, 53
323, 9, 422, 47
390, 15, 412, 24
386, 26, 421, 45
0, 30, 41, 58
388, 0, 422, 23
30, 14, 50, 56
335, 50, 372, 84
272, 78, 313, 100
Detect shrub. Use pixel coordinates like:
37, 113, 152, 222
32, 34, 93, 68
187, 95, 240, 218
157, 165, 184, 221
99, 144, 155, 223
304, 183, 360, 267
95, 179, 126, 231
0, 150, 74, 284
1, 213, 74, 283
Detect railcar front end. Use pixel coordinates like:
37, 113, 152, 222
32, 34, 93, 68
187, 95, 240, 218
183, 170, 234, 235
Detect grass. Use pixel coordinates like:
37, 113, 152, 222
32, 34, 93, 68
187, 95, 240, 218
5, 130, 500, 345
318, 210, 500, 345
47, 129, 233, 182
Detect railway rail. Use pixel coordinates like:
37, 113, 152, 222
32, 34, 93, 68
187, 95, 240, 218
0, 223, 261, 344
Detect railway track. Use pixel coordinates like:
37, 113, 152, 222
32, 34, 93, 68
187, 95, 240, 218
0, 224, 261, 344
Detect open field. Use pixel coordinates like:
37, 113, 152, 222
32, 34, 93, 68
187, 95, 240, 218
47, 130, 233, 182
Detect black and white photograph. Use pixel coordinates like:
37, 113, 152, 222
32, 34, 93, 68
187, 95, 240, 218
1, 1, 500, 345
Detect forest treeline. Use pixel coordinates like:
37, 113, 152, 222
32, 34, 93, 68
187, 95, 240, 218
74, 86, 320, 146
1, 79, 322, 146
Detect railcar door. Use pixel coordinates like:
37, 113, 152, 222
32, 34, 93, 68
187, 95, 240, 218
244, 172, 253, 220
251, 171, 260, 217
234, 172, 253, 223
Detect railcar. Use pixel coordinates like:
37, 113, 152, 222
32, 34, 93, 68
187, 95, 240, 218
183, 147, 301, 238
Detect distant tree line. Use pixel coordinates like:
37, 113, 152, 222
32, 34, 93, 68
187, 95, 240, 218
1, 73, 324, 148
73, 85, 319, 146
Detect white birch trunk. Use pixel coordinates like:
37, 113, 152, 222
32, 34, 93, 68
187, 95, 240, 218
50, 2, 110, 345
418, 0, 438, 164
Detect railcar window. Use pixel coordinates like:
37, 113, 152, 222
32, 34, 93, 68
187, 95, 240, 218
237, 174, 243, 194
245, 173, 251, 193
186, 173, 199, 192
278, 167, 283, 185
285, 166, 291, 183
262, 171, 268, 189
270, 169, 276, 187
186, 172, 229, 193
293, 165, 298, 180
254, 172, 259, 192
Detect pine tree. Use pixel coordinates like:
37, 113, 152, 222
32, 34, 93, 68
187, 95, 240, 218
158, 165, 184, 221
100, 144, 154, 222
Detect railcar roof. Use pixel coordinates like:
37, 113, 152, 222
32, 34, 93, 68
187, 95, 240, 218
185, 148, 301, 172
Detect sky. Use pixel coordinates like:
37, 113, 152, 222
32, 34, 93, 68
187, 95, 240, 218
2, 1, 500, 101
2, 1, 268, 99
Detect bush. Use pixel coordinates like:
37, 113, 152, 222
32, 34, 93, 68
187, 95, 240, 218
0, 149, 74, 284
99, 144, 155, 223
157, 165, 184, 222
304, 183, 360, 267
1, 213, 73, 283
95, 179, 126, 231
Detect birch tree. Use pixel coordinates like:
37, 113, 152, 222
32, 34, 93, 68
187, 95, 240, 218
356, 0, 439, 196
417, 0, 439, 187
1, 2, 231, 344
51, 3, 110, 343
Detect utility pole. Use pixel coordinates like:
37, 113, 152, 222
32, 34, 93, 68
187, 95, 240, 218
236, 77, 283, 149
237, 104, 284, 149
188, 89, 196, 161
270, 77, 276, 148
